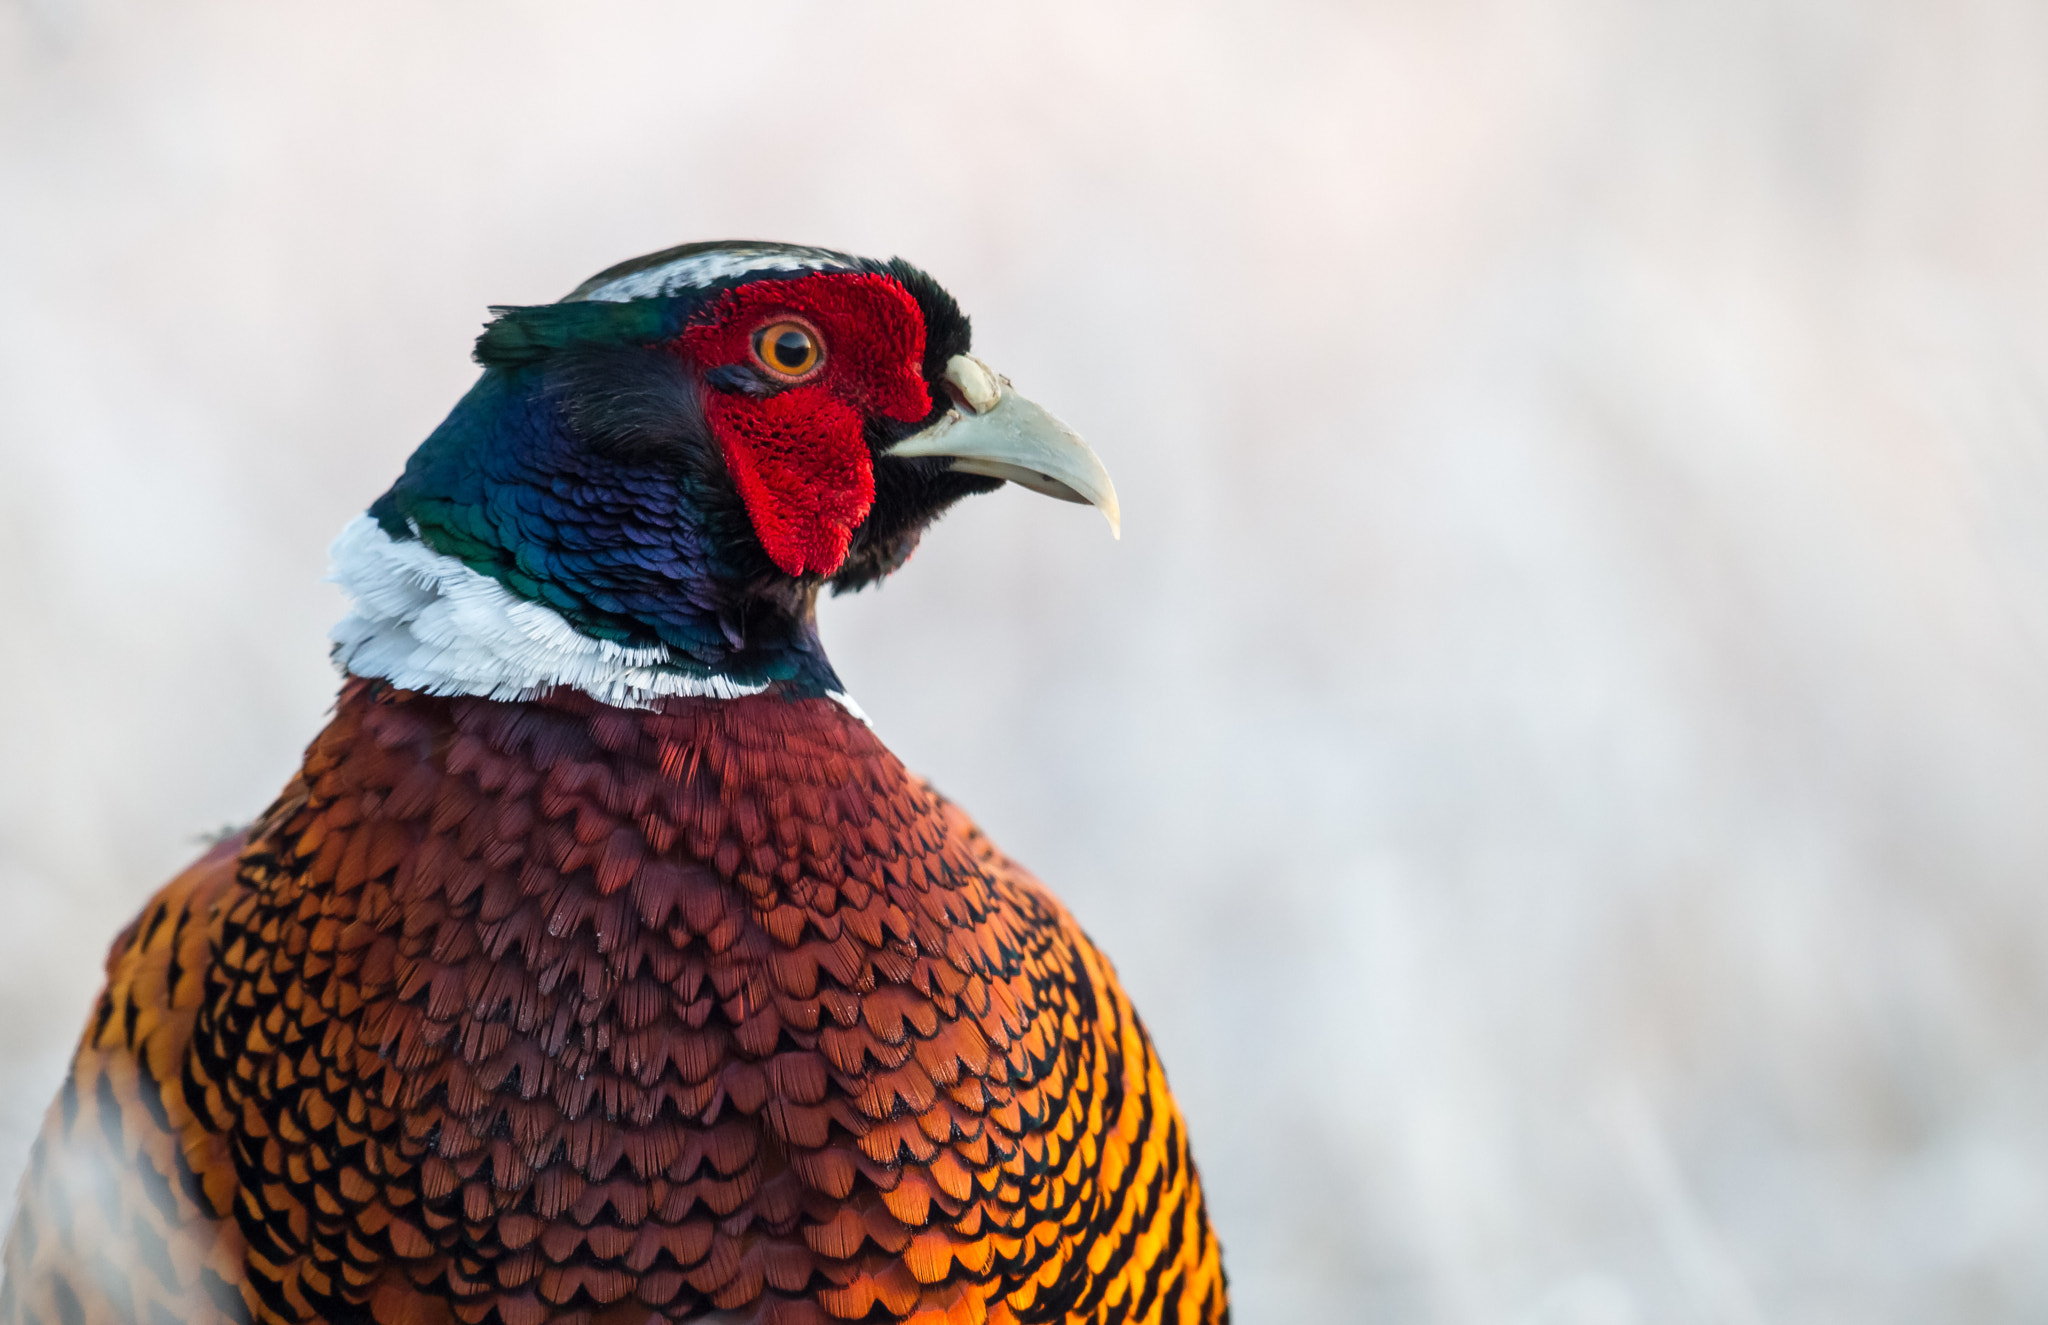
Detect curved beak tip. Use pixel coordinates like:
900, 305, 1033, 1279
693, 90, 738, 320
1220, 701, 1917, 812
888, 355, 1123, 542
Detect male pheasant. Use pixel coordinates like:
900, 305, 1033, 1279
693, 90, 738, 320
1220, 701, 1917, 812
0, 242, 1227, 1325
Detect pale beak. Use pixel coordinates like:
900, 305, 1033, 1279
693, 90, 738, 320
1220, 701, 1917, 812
884, 355, 1121, 538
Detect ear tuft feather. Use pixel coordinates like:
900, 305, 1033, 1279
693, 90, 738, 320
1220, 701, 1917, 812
474, 300, 684, 367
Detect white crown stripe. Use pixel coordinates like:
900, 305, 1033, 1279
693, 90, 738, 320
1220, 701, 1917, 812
574, 248, 851, 304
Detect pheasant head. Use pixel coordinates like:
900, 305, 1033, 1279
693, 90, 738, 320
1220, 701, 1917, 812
337, 241, 1118, 705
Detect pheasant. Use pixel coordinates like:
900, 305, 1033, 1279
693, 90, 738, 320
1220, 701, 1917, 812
0, 242, 1228, 1325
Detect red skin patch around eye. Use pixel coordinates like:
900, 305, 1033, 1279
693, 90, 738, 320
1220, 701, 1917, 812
682, 273, 932, 577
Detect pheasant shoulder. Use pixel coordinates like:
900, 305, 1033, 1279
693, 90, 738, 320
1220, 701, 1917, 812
3, 824, 272, 1325
5, 683, 1226, 1325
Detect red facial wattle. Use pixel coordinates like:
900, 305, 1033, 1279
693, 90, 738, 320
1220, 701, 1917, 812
683, 273, 932, 577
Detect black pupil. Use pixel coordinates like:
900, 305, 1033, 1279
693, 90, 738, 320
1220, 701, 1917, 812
770, 330, 811, 370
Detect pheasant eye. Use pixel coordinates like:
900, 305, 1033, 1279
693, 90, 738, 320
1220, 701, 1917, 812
752, 321, 822, 380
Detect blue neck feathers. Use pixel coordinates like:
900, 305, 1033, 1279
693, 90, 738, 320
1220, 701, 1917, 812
366, 362, 844, 698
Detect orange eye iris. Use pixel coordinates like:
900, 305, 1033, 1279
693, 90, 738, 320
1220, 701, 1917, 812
752, 321, 822, 379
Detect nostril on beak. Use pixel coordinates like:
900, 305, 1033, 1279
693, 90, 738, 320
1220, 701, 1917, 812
942, 354, 1003, 415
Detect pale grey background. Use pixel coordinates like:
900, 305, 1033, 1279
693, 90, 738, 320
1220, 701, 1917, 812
7, 2, 2048, 1321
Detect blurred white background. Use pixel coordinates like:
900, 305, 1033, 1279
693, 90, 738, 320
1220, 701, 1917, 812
7, 1, 2048, 1320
